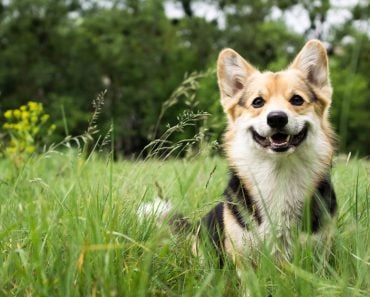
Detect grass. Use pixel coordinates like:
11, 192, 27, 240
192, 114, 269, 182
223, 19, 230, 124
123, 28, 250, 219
0, 151, 369, 296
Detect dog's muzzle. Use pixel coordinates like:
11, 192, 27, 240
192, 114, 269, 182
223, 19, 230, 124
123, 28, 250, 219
251, 124, 308, 152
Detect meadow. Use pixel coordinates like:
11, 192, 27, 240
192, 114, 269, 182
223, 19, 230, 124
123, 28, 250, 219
0, 1, 369, 295
0, 151, 369, 296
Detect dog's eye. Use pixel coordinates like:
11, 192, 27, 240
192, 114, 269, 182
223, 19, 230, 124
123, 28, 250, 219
290, 95, 305, 106
251, 97, 265, 108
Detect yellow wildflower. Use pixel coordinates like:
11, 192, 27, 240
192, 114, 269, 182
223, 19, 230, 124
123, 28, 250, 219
3, 123, 11, 129
28, 101, 37, 110
13, 109, 21, 119
2, 100, 55, 159
21, 111, 29, 119
29, 101, 43, 112
14, 123, 22, 131
4, 110, 12, 119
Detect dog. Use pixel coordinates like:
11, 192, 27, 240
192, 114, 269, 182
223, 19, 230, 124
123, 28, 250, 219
140, 39, 337, 267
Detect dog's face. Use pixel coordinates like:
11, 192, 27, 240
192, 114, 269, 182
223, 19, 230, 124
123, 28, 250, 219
217, 40, 334, 157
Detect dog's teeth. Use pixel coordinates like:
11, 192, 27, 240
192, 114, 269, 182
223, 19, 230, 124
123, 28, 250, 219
287, 135, 291, 142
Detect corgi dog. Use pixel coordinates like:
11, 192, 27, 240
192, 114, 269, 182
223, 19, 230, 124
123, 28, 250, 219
141, 39, 337, 266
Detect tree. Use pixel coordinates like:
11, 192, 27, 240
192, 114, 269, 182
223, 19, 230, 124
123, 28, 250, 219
0, 0, 368, 156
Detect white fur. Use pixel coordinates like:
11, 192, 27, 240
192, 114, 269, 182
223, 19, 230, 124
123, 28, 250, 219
137, 197, 173, 223
226, 108, 332, 258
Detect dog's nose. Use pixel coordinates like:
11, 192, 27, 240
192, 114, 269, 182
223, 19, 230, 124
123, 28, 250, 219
267, 111, 288, 129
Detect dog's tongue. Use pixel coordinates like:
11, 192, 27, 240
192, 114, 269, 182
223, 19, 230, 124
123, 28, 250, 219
271, 133, 289, 144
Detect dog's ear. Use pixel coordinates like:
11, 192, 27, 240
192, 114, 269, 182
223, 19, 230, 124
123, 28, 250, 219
290, 40, 331, 91
217, 49, 257, 111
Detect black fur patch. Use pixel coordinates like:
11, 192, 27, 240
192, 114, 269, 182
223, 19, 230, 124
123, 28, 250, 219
201, 202, 224, 250
201, 202, 225, 266
308, 176, 337, 232
200, 172, 262, 266
225, 173, 262, 227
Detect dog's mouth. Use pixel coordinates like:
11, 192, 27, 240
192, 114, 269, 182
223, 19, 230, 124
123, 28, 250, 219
251, 125, 308, 152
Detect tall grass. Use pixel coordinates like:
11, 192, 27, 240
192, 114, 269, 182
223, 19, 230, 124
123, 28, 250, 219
0, 148, 369, 296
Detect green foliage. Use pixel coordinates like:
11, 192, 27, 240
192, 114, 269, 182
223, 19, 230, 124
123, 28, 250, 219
329, 32, 370, 155
0, 0, 368, 155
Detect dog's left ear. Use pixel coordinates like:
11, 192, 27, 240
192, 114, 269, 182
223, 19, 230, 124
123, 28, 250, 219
290, 40, 331, 94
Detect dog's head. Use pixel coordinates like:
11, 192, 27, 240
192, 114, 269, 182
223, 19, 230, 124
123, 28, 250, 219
217, 40, 334, 157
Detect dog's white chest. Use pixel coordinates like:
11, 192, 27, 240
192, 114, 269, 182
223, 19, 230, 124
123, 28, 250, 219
224, 167, 308, 259
229, 154, 320, 256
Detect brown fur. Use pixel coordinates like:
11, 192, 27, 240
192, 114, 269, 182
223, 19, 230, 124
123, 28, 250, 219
219, 40, 336, 166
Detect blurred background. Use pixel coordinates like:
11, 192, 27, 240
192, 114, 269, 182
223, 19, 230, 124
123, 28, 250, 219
0, 0, 369, 157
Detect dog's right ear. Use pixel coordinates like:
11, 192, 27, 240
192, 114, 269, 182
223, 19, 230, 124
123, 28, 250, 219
217, 49, 257, 111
